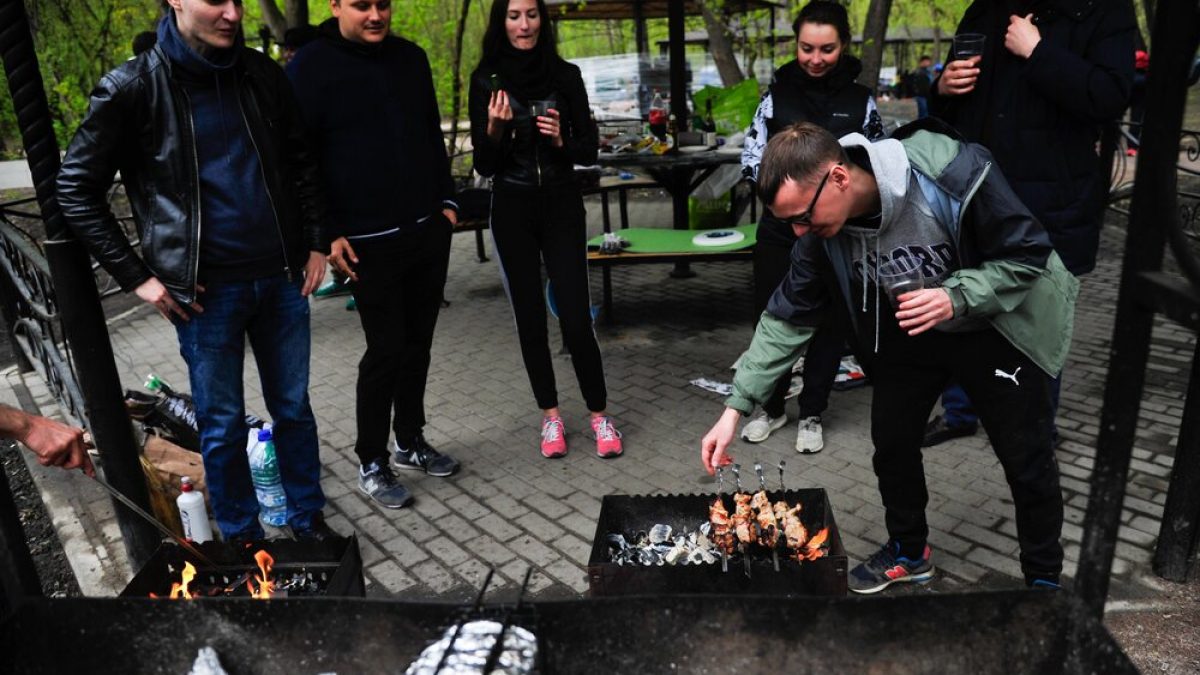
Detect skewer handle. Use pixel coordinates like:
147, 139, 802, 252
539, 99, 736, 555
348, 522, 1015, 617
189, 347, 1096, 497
777, 460, 786, 492
755, 463, 766, 491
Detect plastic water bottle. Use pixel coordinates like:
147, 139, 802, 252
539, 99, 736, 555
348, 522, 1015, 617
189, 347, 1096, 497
176, 476, 213, 543
247, 427, 288, 527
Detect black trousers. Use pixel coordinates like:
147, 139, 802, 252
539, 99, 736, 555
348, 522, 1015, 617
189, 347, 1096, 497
870, 318, 1064, 578
490, 187, 607, 412
753, 228, 843, 419
348, 220, 451, 466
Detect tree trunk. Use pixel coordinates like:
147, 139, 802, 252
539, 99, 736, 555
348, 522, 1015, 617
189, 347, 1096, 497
857, 0, 894, 92
284, 0, 307, 29
448, 0, 473, 157
257, 0, 287, 39
698, 0, 744, 86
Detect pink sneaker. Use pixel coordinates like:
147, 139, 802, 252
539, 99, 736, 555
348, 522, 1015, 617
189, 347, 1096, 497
591, 415, 623, 458
540, 416, 567, 458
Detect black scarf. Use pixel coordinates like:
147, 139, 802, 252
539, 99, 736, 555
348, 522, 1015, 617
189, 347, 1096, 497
494, 42, 554, 101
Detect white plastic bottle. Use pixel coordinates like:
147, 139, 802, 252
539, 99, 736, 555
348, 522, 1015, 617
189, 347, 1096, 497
176, 476, 213, 543
247, 427, 288, 527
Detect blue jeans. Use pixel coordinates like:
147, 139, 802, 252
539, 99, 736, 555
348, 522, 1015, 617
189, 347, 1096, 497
174, 273, 325, 539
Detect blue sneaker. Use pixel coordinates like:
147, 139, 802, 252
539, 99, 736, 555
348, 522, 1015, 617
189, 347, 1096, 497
848, 541, 935, 594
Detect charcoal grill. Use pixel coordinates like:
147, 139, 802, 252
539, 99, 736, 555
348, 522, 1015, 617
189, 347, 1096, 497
120, 535, 365, 598
1, 592, 1136, 673
588, 489, 848, 596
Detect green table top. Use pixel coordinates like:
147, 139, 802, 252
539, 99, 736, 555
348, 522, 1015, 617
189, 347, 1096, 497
588, 225, 757, 254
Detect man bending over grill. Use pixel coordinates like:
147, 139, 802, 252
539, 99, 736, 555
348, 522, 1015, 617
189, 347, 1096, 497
700, 120, 1077, 593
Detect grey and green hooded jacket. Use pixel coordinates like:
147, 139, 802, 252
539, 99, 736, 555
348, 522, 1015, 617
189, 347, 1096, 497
725, 123, 1079, 416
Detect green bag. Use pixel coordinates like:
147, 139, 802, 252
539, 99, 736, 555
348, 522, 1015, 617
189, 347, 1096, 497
693, 79, 760, 136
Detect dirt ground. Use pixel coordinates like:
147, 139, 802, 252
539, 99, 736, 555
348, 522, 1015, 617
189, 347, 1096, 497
1106, 575, 1200, 674
1, 440, 80, 598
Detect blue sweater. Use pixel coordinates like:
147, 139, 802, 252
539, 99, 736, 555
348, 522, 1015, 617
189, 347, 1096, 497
286, 21, 456, 239
157, 15, 282, 281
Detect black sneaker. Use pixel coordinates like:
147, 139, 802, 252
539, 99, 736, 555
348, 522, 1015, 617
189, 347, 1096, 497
358, 459, 414, 509
392, 435, 460, 477
293, 512, 340, 542
848, 541, 935, 594
921, 415, 978, 448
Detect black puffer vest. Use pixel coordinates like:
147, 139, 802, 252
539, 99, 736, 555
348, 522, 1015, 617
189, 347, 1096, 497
766, 56, 873, 139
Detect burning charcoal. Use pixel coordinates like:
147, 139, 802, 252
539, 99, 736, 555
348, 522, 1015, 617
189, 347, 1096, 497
648, 524, 672, 545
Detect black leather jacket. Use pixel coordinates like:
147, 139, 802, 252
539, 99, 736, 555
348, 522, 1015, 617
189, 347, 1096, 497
57, 44, 327, 304
468, 60, 598, 191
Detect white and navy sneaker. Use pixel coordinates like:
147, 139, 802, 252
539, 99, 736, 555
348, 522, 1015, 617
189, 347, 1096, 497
848, 541, 935, 594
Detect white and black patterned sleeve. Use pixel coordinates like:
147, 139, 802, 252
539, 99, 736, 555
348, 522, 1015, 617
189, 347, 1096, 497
863, 96, 885, 141
741, 92, 773, 181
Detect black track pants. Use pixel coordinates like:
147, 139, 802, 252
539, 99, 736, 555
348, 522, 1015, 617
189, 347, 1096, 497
349, 220, 451, 466
869, 320, 1064, 578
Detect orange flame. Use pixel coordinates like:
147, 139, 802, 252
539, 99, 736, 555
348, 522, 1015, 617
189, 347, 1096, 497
246, 550, 275, 599
155, 561, 196, 599
803, 527, 830, 560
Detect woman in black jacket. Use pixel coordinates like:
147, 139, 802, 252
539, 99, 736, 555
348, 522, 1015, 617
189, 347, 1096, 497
469, 0, 621, 460
738, 0, 883, 454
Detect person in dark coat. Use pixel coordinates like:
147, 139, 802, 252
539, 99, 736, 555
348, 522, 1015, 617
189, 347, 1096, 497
923, 0, 1135, 447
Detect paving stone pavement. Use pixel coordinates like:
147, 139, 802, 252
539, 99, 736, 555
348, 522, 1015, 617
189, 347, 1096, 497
5, 192, 1195, 606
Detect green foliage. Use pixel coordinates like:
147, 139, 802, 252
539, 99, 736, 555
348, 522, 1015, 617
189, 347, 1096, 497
4, 0, 161, 157
1, 0, 1029, 159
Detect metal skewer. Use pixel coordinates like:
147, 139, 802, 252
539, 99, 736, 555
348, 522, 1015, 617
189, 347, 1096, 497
433, 568, 496, 674
715, 465, 728, 573
731, 463, 742, 493
777, 460, 786, 492
756, 463, 780, 572
482, 567, 534, 675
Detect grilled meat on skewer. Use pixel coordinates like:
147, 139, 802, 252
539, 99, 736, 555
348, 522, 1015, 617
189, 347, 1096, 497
778, 504, 807, 550
709, 498, 736, 554
732, 492, 756, 545
751, 490, 780, 547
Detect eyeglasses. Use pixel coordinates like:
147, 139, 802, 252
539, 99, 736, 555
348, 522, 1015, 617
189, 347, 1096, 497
780, 164, 839, 228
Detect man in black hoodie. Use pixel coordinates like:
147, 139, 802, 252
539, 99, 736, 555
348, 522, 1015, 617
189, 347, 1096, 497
287, 0, 461, 510
57, 0, 335, 543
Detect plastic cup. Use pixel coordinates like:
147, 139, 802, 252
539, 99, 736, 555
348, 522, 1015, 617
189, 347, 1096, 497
953, 33, 986, 59
878, 258, 925, 308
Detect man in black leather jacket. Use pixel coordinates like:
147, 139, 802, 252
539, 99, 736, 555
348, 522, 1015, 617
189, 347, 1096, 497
56, 0, 335, 543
